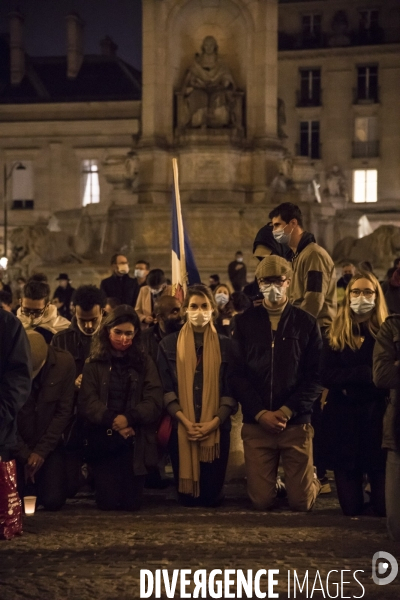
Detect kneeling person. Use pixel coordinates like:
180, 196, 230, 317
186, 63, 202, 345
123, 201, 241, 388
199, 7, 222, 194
230, 255, 322, 511
14, 331, 75, 511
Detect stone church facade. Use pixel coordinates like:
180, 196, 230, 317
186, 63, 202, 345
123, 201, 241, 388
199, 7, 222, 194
1, 0, 400, 283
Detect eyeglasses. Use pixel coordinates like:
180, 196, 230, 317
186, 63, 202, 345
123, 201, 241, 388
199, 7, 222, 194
258, 278, 288, 287
21, 306, 47, 318
349, 289, 376, 298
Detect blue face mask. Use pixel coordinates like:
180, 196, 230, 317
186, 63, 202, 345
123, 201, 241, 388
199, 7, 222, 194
273, 225, 292, 245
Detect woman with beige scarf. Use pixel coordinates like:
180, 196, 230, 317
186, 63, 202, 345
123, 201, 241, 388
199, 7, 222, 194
158, 285, 237, 506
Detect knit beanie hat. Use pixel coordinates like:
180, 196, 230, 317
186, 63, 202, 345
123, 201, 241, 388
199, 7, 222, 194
255, 255, 292, 280
27, 330, 48, 378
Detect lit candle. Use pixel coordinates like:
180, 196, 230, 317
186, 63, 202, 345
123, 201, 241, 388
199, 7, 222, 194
23, 496, 37, 515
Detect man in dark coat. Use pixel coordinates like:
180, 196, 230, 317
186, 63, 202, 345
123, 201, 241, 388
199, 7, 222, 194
228, 251, 247, 292
100, 254, 138, 306
53, 273, 75, 320
14, 331, 75, 511
230, 255, 322, 512
141, 296, 182, 364
0, 310, 32, 461
52, 285, 106, 496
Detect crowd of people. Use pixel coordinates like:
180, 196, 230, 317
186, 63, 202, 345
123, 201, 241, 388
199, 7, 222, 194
1, 202, 400, 542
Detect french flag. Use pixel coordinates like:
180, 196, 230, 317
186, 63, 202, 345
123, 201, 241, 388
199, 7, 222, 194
171, 158, 200, 300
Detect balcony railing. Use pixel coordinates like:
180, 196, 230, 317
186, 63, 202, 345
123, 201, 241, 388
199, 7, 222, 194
295, 143, 322, 160
296, 90, 321, 107
12, 200, 34, 210
353, 86, 379, 104
352, 140, 379, 158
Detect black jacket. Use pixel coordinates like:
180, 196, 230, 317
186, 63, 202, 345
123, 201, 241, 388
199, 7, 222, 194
78, 354, 163, 475
157, 331, 236, 429
51, 318, 93, 378
229, 303, 322, 425
0, 310, 32, 455
100, 274, 139, 306
321, 328, 387, 471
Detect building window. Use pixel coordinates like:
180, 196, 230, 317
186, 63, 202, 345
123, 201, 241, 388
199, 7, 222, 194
358, 9, 383, 44
11, 160, 34, 210
299, 121, 320, 159
81, 160, 100, 206
356, 66, 378, 103
298, 69, 321, 106
353, 117, 379, 158
353, 169, 378, 203
302, 14, 322, 47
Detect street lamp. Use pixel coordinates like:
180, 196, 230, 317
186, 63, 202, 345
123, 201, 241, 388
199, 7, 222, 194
2, 161, 26, 261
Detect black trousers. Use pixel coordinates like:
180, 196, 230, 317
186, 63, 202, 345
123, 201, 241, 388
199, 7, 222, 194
334, 468, 386, 517
16, 445, 67, 511
169, 427, 230, 507
312, 395, 326, 479
89, 448, 144, 511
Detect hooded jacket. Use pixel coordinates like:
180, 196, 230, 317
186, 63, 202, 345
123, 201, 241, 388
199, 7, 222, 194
0, 310, 32, 456
229, 302, 322, 425
17, 304, 70, 338
289, 232, 337, 329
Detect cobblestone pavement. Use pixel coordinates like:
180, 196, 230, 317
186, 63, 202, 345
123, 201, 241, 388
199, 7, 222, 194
1, 480, 399, 600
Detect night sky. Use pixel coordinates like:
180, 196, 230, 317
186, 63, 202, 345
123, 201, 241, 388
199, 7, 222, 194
0, 0, 142, 70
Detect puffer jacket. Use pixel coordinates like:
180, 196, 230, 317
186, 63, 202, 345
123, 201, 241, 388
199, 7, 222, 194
78, 354, 163, 475
229, 302, 322, 425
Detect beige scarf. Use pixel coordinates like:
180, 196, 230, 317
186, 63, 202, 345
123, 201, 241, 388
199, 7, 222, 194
176, 321, 221, 497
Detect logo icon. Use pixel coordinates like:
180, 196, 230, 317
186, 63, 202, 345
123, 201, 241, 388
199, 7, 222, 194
372, 551, 398, 586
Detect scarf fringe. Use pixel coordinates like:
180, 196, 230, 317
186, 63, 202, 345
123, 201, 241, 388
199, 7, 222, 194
179, 478, 200, 498
199, 442, 220, 463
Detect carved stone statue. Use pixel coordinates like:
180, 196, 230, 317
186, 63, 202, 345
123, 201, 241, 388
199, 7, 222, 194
180, 36, 237, 129
325, 165, 348, 198
333, 225, 400, 269
328, 11, 351, 47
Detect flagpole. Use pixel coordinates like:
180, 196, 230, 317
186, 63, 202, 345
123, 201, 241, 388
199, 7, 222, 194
172, 157, 187, 295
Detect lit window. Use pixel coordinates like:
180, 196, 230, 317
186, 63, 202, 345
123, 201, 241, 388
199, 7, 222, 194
81, 160, 100, 206
11, 160, 34, 209
353, 169, 377, 203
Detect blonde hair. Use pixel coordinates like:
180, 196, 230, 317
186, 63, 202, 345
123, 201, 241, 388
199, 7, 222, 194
327, 271, 388, 351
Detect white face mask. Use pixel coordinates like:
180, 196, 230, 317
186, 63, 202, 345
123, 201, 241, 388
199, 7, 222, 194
117, 265, 129, 275
134, 269, 146, 279
236, 257, 244, 263
350, 296, 375, 315
77, 320, 102, 337
150, 286, 164, 296
215, 292, 229, 306
260, 284, 286, 304
187, 310, 213, 328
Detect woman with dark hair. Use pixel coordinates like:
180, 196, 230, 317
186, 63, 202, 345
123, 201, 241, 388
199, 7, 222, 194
78, 305, 163, 510
157, 285, 237, 506
213, 283, 234, 337
321, 271, 388, 516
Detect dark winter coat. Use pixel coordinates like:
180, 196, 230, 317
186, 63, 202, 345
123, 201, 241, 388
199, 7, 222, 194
0, 310, 32, 456
321, 327, 387, 471
373, 315, 400, 452
100, 274, 139, 306
51, 317, 93, 378
157, 332, 236, 430
78, 354, 163, 475
14, 345, 75, 462
229, 302, 322, 425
